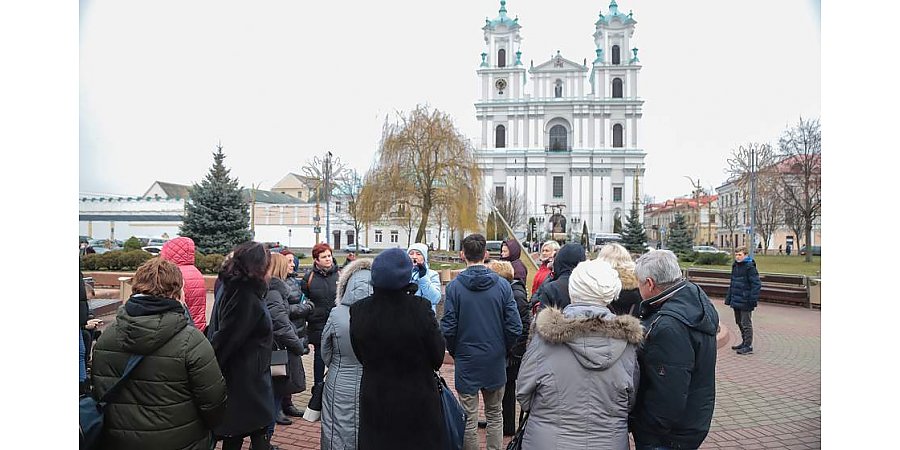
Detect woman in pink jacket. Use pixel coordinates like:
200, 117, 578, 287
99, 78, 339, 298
161, 237, 208, 332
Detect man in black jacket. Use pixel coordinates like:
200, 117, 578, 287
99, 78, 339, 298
630, 250, 719, 450
725, 247, 761, 355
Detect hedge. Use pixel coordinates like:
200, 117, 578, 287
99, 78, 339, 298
694, 252, 732, 266
80, 250, 226, 274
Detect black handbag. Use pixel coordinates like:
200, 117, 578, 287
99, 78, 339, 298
505, 410, 530, 450
270, 349, 288, 377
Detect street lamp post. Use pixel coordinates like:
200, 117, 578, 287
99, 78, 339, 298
748, 146, 758, 258
325, 151, 332, 246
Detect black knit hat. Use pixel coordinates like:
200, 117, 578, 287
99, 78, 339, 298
371, 248, 413, 290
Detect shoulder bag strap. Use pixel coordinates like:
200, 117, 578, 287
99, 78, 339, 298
98, 354, 144, 404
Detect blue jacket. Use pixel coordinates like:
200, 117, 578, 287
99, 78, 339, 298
441, 265, 522, 395
408, 243, 442, 314
725, 257, 761, 311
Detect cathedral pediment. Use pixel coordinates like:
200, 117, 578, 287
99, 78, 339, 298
530, 52, 588, 73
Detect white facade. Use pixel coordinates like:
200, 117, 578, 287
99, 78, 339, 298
475, 0, 646, 239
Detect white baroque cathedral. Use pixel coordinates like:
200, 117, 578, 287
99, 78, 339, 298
475, 0, 646, 241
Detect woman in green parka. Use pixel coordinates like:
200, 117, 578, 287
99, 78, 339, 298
91, 257, 227, 450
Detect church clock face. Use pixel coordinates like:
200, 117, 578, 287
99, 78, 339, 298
495, 78, 507, 93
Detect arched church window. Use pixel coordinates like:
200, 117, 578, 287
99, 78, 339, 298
554, 80, 563, 98
612, 78, 623, 98
549, 125, 567, 151
613, 124, 624, 148
612, 45, 621, 65
498, 49, 506, 68
496, 125, 506, 148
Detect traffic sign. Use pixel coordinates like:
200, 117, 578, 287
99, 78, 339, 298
314, 226, 321, 233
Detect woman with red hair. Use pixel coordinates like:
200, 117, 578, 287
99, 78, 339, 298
301, 242, 340, 421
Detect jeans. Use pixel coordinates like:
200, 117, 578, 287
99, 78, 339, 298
459, 386, 505, 450
733, 309, 753, 347
312, 342, 325, 384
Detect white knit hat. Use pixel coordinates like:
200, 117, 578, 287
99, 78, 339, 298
568, 259, 622, 306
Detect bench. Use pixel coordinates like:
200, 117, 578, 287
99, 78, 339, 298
684, 268, 812, 308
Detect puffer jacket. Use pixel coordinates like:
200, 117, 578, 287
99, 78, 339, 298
608, 266, 642, 318
91, 294, 227, 450
321, 259, 373, 450
531, 260, 553, 296
408, 243, 442, 314
265, 278, 306, 396
285, 272, 313, 352
517, 304, 642, 450
160, 237, 208, 332
530, 243, 586, 311
303, 263, 340, 345
725, 257, 761, 311
631, 280, 719, 449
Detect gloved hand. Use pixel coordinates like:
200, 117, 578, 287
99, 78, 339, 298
416, 263, 428, 279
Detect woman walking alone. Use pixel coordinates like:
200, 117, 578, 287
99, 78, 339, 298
349, 248, 446, 450
208, 241, 275, 450
321, 258, 373, 450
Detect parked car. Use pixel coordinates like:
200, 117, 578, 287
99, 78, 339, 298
799, 245, 821, 256
342, 243, 372, 254
486, 240, 503, 257
692, 245, 729, 255
142, 246, 163, 255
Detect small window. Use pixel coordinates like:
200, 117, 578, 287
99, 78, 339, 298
554, 80, 563, 98
549, 125, 567, 150
553, 176, 564, 198
347, 231, 355, 245
613, 187, 623, 202
375, 230, 383, 243
496, 125, 506, 148
612, 45, 621, 65
612, 78, 623, 98
613, 124, 624, 148
495, 185, 505, 200
498, 49, 506, 68
335, 201, 341, 213
390, 230, 399, 243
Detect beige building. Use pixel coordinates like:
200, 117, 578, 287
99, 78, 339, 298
644, 194, 719, 246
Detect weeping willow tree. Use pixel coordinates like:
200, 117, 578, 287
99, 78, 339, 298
357, 105, 483, 242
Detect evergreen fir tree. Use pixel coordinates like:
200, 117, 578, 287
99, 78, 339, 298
180, 144, 253, 255
580, 221, 590, 248
666, 213, 694, 257
621, 206, 648, 254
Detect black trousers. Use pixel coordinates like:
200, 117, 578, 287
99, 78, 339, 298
733, 308, 753, 347
221, 427, 269, 450
501, 360, 521, 435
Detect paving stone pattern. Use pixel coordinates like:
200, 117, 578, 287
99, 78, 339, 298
97, 294, 820, 449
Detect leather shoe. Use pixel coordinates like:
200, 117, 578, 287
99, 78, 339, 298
283, 404, 303, 417
736, 346, 753, 355
275, 412, 293, 425
477, 420, 487, 429
731, 344, 744, 350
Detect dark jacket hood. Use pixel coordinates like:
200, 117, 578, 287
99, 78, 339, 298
534, 305, 643, 370
642, 280, 718, 336
456, 265, 500, 291
502, 239, 522, 261
552, 243, 586, 277
118, 294, 189, 355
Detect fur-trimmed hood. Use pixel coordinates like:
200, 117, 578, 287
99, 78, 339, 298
533, 305, 643, 370
615, 266, 639, 290
336, 258, 373, 306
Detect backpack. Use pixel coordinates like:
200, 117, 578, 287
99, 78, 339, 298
79, 354, 145, 449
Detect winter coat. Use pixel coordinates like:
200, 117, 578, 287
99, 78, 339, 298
321, 259, 373, 450
265, 278, 307, 396
725, 257, 761, 311
441, 265, 523, 395
502, 239, 529, 283
91, 294, 227, 450
303, 263, 340, 345
530, 244, 586, 311
608, 266, 643, 318
207, 279, 275, 438
408, 243, 442, 314
517, 305, 643, 450
531, 260, 553, 296
509, 279, 532, 360
79, 271, 91, 329
285, 272, 313, 352
630, 280, 719, 449
349, 285, 446, 450
160, 237, 208, 332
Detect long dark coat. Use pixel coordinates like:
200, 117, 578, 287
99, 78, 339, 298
303, 263, 340, 345
265, 278, 307, 396
208, 280, 275, 438
349, 286, 447, 450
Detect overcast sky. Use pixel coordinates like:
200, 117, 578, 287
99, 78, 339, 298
79, 0, 820, 201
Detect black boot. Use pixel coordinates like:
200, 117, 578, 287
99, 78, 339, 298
275, 411, 293, 425
283, 404, 303, 417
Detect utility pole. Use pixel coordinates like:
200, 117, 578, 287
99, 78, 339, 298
315, 183, 321, 244
325, 151, 332, 246
250, 182, 261, 237
685, 176, 702, 245
748, 146, 758, 258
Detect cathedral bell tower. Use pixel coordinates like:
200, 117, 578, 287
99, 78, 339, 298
478, 0, 526, 104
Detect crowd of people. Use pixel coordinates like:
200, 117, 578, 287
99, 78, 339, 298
79, 232, 731, 450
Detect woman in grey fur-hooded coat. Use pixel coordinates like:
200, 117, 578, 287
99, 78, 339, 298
516, 258, 644, 450
321, 258, 373, 450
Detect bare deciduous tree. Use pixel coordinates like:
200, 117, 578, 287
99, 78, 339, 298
489, 186, 526, 233
775, 117, 821, 262
752, 171, 783, 255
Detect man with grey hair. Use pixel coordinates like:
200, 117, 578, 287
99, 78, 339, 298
629, 250, 719, 450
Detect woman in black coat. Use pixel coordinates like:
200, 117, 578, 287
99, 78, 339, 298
207, 242, 275, 450
301, 242, 340, 420
349, 248, 446, 450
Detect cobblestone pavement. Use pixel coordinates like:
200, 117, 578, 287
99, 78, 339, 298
96, 294, 819, 449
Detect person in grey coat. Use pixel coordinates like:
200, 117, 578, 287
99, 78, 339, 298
516, 258, 643, 450
321, 258, 373, 450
